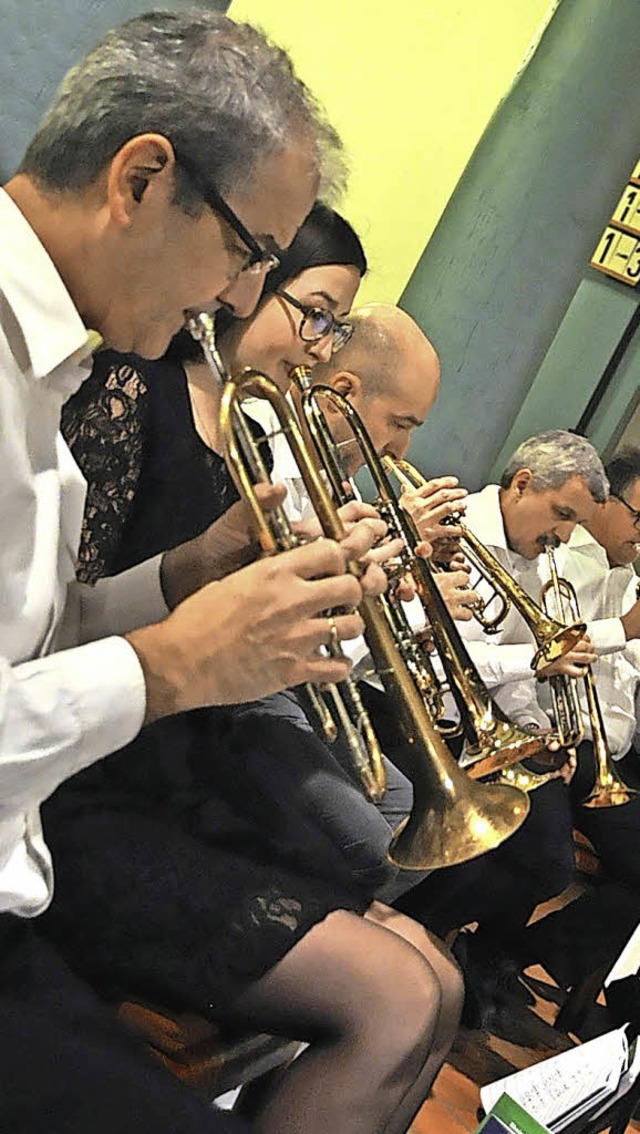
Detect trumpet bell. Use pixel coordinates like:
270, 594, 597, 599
461, 719, 548, 779
583, 772, 639, 809
532, 622, 585, 669
388, 777, 529, 871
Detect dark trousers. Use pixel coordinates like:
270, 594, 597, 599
522, 745, 640, 988
0, 915, 250, 1134
397, 741, 640, 957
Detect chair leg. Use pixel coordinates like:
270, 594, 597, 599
554, 964, 610, 1036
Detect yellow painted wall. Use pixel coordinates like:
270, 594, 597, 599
228, 0, 557, 304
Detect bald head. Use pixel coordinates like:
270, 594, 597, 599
310, 302, 440, 470
314, 302, 440, 397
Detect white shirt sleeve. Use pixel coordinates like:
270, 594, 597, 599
463, 638, 537, 688
492, 676, 552, 731
0, 636, 146, 816
585, 616, 626, 656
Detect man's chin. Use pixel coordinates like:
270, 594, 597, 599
130, 329, 174, 361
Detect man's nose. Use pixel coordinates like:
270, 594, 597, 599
554, 521, 576, 544
395, 433, 411, 460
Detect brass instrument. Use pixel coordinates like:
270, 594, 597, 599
382, 456, 554, 792
290, 369, 452, 732
297, 381, 530, 869
541, 545, 638, 808
187, 314, 385, 803
430, 507, 587, 671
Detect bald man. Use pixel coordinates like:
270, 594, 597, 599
307, 301, 441, 474
260, 302, 475, 621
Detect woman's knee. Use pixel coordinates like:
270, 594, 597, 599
366, 903, 463, 1032
363, 936, 442, 1078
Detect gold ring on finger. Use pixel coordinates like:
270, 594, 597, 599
327, 615, 339, 653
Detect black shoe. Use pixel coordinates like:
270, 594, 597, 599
489, 1001, 574, 1051
452, 930, 535, 1029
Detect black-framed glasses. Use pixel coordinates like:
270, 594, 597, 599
175, 151, 281, 275
277, 289, 353, 353
612, 493, 640, 528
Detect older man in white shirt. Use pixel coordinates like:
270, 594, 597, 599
522, 447, 640, 995
396, 430, 616, 1032
0, 11, 389, 1132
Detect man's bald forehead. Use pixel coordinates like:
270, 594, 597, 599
315, 302, 439, 395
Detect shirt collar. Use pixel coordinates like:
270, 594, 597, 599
466, 484, 509, 550
0, 189, 92, 379
568, 523, 604, 554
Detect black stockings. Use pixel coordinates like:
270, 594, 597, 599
224, 905, 463, 1134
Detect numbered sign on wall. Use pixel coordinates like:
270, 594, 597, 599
591, 160, 640, 286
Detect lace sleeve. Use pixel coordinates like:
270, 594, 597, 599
61, 356, 149, 584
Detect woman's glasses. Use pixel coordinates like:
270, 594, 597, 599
277, 289, 353, 353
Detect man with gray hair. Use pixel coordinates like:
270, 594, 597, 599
0, 10, 387, 1131
397, 430, 640, 1036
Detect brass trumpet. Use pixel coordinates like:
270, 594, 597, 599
187, 314, 386, 803
541, 545, 637, 808
380, 456, 554, 791
299, 382, 530, 869
429, 507, 587, 672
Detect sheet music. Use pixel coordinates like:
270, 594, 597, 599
580, 1037, 640, 1129
480, 1027, 629, 1131
605, 920, 640, 986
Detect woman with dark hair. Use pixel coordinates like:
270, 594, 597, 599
40, 205, 462, 1134
67, 202, 368, 582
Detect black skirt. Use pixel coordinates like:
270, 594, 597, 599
38, 696, 382, 1019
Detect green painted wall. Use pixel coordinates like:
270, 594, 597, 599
401, 0, 640, 489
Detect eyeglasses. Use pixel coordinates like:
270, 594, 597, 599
612, 493, 640, 528
175, 151, 281, 276
276, 289, 353, 353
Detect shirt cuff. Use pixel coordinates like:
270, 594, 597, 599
26, 635, 146, 777
587, 617, 626, 656
464, 641, 536, 687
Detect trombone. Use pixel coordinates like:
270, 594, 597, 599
297, 381, 530, 869
187, 314, 386, 803
541, 545, 637, 808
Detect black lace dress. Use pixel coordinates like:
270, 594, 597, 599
39, 350, 381, 1022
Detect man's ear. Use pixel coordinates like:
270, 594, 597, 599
331, 370, 361, 399
512, 467, 533, 498
106, 133, 176, 227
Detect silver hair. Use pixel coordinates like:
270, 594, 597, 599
20, 9, 345, 207
500, 429, 609, 503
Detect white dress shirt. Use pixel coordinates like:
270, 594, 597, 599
543, 526, 640, 757
459, 485, 640, 755
457, 486, 551, 731
0, 189, 167, 917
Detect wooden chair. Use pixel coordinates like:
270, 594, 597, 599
573, 828, 604, 879
118, 999, 300, 1102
